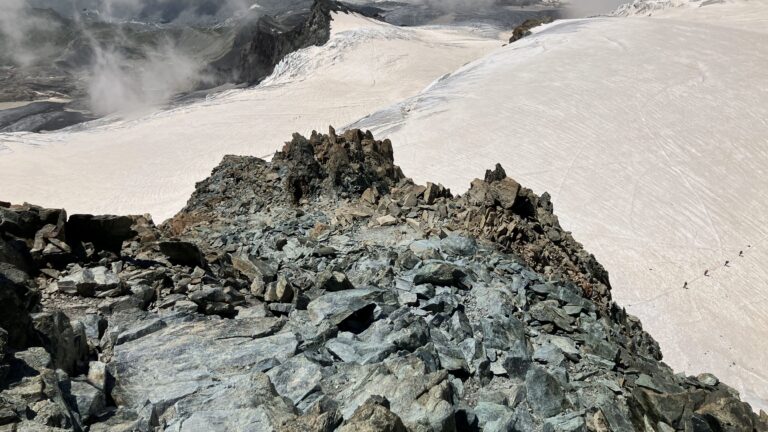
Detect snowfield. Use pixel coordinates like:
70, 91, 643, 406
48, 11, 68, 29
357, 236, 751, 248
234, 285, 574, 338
0, 12, 501, 220
349, 0, 768, 410
2, 0, 768, 412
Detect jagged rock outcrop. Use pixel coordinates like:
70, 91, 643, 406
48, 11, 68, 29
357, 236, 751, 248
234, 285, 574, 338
1, 129, 766, 431
509, 17, 554, 43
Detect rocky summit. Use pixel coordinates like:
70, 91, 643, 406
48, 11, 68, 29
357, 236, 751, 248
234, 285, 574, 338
1, 128, 767, 432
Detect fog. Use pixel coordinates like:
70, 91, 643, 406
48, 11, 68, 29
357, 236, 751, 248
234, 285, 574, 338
0, 0, 634, 115
560, 0, 633, 17
422, 0, 498, 13
26, 0, 254, 24
0, 0, 63, 67
0, 0, 248, 115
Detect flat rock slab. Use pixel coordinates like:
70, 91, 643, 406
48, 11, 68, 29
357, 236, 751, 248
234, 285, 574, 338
110, 316, 297, 421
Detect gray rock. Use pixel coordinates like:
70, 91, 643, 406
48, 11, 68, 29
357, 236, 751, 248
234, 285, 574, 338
129, 285, 155, 309
331, 352, 455, 431
316, 270, 355, 292
697, 373, 719, 387
529, 300, 575, 330
377, 215, 398, 226
526, 366, 566, 417
421, 292, 459, 314
480, 315, 528, 354
68, 380, 106, 423
159, 241, 205, 267
338, 396, 407, 432
30, 310, 88, 374
439, 235, 477, 257
110, 317, 297, 424
326, 332, 396, 365
264, 275, 294, 303
533, 344, 566, 365
165, 372, 297, 431
413, 262, 466, 288
543, 411, 587, 432
58, 266, 123, 297
115, 318, 167, 345
66, 214, 136, 253
266, 354, 323, 405
174, 300, 200, 314
230, 254, 277, 283
0, 327, 7, 358
307, 288, 381, 327
87, 361, 107, 390
475, 402, 515, 432
80, 314, 107, 349
0, 327, 7, 384
409, 239, 442, 260
432, 328, 468, 372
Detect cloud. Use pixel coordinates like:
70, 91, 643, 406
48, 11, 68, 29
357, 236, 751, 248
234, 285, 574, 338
85, 38, 211, 115
0, 0, 64, 67
1, 0, 245, 115
560, 0, 632, 17
421, 0, 498, 13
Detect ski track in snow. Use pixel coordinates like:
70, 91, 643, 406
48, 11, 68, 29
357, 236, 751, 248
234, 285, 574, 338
349, 2, 768, 410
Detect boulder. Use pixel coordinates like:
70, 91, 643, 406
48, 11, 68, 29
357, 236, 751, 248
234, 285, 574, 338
67, 380, 106, 423
0, 206, 44, 238
316, 270, 355, 292
66, 214, 137, 253
230, 254, 277, 283
467, 165, 520, 210
377, 215, 398, 226
413, 262, 466, 288
338, 396, 407, 432
159, 241, 205, 267
439, 235, 477, 257
0, 273, 37, 348
57, 266, 123, 297
307, 288, 381, 329
525, 366, 566, 417
265, 275, 294, 303
543, 412, 587, 432
423, 182, 449, 205
31, 310, 88, 375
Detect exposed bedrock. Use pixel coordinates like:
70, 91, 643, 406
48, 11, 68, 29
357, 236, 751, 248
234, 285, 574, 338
0, 129, 766, 431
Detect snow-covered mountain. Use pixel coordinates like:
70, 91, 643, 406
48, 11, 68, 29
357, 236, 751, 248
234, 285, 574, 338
1, 0, 767, 414
613, 0, 703, 16
0, 12, 502, 220
349, 0, 768, 410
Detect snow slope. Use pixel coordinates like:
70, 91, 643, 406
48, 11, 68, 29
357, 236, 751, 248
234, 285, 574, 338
0, 12, 501, 221
349, 0, 768, 410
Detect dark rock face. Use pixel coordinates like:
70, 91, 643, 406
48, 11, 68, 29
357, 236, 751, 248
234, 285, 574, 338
0, 102, 94, 133
212, 0, 356, 85
0, 128, 766, 431
509, 17, 555, 43
66, 214, 138, 254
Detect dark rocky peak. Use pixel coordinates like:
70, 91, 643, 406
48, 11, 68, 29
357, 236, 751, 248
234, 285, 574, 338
274, 127, 405, 203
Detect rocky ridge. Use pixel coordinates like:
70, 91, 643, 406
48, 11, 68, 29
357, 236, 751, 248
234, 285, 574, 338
1, 128, 766, 431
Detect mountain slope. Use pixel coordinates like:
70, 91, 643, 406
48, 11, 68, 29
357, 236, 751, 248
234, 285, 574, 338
1, 129, 765, 431
0, 12, 501, 220
348, 0, 768, 410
